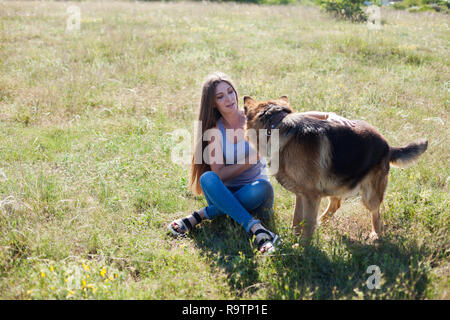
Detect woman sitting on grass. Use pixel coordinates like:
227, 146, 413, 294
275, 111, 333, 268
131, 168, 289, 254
168, 72, 354, 254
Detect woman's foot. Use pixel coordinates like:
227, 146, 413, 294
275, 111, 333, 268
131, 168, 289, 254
168, 209, 204, 237
250, 223, 280, 254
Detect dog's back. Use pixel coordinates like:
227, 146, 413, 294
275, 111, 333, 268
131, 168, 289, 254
278, 115, 391, 195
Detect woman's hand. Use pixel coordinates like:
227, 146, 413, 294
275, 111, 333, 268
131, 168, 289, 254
301, 111, 356, 127
327, 113, 356, 127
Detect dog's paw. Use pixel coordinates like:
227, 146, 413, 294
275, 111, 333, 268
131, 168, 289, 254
369, 232, 382, 242
319, 215, 332, 225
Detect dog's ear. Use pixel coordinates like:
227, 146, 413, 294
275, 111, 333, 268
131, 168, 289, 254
243, 96, 255, 106
279, 95, 288, 103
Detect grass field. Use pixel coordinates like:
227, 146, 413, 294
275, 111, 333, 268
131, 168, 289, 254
0, 0, 448, 299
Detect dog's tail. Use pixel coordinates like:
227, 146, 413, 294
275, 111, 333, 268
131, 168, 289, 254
389, 139, 428, 168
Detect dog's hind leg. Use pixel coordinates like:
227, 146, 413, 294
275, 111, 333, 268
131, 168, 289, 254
319, 196, 341, 225
300, 194, 321, 241
292, 195, 303, 236
362, 171, 388, 241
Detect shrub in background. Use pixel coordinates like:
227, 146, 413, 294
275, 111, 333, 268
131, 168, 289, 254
316, 0, 368, 21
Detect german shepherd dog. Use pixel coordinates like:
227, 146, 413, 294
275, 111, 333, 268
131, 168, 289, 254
243, 96, 428, 241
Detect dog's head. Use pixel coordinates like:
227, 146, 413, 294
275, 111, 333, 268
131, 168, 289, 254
243, 96, 293, 131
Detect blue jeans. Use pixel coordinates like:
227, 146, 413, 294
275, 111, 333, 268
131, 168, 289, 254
200, 171, 274, 233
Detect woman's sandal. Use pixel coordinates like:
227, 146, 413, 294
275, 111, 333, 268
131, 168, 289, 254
168, 211, 203, 237
252, 227, 280, 254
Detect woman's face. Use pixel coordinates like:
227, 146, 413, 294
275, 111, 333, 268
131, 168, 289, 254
214, 81, 237, 115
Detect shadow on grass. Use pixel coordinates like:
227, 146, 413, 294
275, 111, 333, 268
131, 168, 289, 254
191, 219, 431, 299
190, 215, 280, 296
268, 233, 431, 299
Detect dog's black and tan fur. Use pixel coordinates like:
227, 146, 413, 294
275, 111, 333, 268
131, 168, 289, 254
243, 96, 428, 241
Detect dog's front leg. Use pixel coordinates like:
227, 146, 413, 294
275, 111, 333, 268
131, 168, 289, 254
292, 195, 303, 235
301, 194, 321, 241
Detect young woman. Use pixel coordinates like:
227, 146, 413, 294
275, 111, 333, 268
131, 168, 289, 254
168, 72, 354, 254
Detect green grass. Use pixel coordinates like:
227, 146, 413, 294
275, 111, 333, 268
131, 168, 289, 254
0, 1, 448, 299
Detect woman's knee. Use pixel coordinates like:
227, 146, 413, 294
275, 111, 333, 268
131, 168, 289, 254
200, 171, 220, 190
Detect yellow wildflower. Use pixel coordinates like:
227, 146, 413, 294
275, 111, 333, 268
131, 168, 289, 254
41, 272, 46, 278
100, 268, 107, 277
104, 279, 109, 284
50, 266, 54, 272
82, 263, 90, 271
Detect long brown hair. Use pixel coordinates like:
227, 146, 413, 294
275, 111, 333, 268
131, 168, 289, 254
189, 72, 238, 195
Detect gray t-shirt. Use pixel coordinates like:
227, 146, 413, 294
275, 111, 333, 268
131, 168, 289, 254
217, 118, 268, 187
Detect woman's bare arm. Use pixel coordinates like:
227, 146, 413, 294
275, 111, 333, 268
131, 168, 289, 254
301, 111, 355, 127
208, 131, 259, 182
